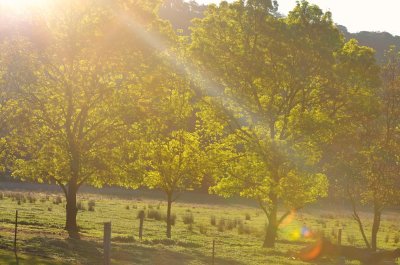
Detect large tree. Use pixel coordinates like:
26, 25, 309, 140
328, 46, 400, 251
190, 1, 354, 248
1, 0, 160, 238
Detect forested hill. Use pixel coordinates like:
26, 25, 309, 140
337, 25, 400, 62
160, 0, 400, 62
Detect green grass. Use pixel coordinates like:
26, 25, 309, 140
0, 189, 399, 264
0, 249, 66, 265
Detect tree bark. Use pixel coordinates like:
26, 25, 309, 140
371, 204, 381, 251
65, 179, 79, 239
263, 194, 278, 248
166, 192, 173, 239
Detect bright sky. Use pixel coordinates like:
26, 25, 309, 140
197, 0, 400, 36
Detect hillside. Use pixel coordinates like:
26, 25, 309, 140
160, 0, 400, 62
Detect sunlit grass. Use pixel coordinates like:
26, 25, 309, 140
0, 189, 399, 264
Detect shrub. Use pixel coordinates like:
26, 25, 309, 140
210, 215, 216, 226
182, 213, 194, 224
88, 200, 95, 207
238, 223, 252, 235
77, 201, 86, 211
163, 213, 177, 226
226, 219, 237, 230
385, 234, 390, 243
53, 196, 62, 205
199, 224, 208, 235
147, 209, 162, 220
125, 205, 130, 210
187, 223, 193, 232
27, 194, 36, 203
47, 207, 52, 212
0, 193, 3, 200
394, 234, 400, 244
245, 213, 251, 221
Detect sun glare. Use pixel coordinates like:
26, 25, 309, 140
0, 0, 48, 13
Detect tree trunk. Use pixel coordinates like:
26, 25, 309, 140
166, 193, 173, 239
263, 197, 278, 248
65, 179, 79, 239
371, 204, 381, 251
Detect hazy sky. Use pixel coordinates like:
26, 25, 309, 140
197, 0, 400, 36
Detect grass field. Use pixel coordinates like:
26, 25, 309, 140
0, 187, 399, 265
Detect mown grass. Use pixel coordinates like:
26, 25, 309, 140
0, 189, 399, 265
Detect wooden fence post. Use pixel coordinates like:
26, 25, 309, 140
14, 210, 18, 252
338, 229, 342, 246
138, 210, 145, 241
104, 222, 111, 265
212, 239, 215, 265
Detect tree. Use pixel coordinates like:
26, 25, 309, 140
142, 70, 205, 238
1, 0, 159, 238
190, 1, 343, 247
331, 46, 400, 251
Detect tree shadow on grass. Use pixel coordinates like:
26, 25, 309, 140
0, 249, 65, 265
19, 236, 246, 265
21, 237, 103, 264
112, 242, 245, 265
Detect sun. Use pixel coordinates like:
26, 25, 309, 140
0, 0, 49, 13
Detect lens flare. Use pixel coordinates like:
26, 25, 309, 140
297, 239, 323, 261
279, 210, 296, 228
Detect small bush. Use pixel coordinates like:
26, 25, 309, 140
0, 193, 3, 200
47, 207, 52, 212
238, 223, 252, 235
163, 213, 177, 226
40, 197, 47, 203
187, 223, 193, 232
88, 200, 95, 207
182, 213, 194, 224
385, 234, 390, 243
226, 219, 237, 230
147, 209, 162, 220
394, 234, 400, 244
53, 196, 62, 205
245, 213, 251, 221
210, 215, 216, 226
132, 204, 138, 209
112, 236, 135, 243
27, 194, 36, 203
77, 201, 86, 211
125, 205, 130, 210
199, 224, 208, 235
